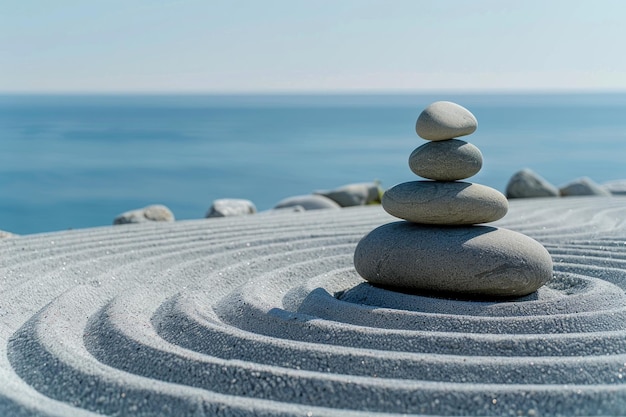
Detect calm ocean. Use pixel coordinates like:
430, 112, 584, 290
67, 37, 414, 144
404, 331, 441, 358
2, 93, 626, 235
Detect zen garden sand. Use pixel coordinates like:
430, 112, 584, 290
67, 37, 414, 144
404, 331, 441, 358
1, 102, 626, 416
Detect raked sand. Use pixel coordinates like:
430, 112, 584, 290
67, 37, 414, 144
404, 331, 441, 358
2, 197, 626, 416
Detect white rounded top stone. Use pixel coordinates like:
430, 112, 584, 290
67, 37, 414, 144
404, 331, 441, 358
415, 101, 478, 141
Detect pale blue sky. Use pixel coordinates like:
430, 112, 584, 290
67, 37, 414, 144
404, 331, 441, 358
2, 0, 626, 92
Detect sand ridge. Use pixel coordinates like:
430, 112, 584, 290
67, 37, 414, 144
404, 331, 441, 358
2, 197, 626, 416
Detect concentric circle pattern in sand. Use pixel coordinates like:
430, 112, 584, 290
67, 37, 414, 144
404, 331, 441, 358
2, 197, 626, 416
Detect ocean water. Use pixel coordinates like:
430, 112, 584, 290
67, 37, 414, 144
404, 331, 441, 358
2, 93, 626, 235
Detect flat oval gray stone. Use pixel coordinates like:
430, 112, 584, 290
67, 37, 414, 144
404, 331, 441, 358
354, 222, 553, 297
415, 101, 477, 141
409, 139, 483, 181
382, 181, 508, 224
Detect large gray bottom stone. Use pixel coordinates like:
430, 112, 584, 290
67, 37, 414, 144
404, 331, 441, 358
382, 181, 508, 225
409, 139, 483, 181
354, 221, 553, 297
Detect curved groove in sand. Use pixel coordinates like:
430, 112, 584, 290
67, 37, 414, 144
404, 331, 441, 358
3, 197, 626, 415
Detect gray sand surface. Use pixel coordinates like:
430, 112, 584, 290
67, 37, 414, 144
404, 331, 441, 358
1, 197, 626, 416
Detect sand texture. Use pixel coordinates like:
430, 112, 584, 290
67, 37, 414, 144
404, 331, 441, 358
2, 197, 626, 416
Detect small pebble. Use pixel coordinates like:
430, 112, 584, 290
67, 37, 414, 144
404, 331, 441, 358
206, 199, 256, 218
113, 205, 174, 225
274, 194, 341, 211
506, 169, 559, 199
559, 177, 612, 197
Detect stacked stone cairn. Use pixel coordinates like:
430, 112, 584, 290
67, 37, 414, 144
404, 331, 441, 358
354, 101, 553, 297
